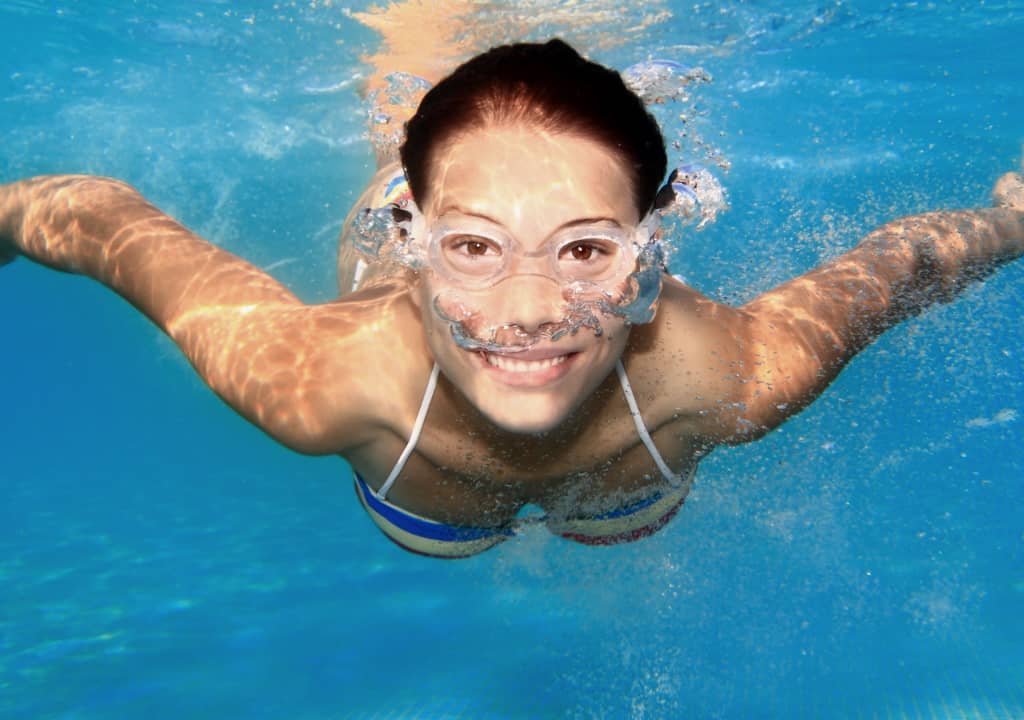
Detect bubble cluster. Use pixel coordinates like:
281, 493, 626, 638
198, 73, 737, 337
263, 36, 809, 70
622, 59, 710, 105
623, 59, 730, 241
366, 71, 433, 157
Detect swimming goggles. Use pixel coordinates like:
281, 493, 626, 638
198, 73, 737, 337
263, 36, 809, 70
403, 206, 660, 293
353, 164, 709, 295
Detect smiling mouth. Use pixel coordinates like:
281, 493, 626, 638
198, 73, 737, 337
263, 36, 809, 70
482, 352, 570, 372
477, 349, 579, 385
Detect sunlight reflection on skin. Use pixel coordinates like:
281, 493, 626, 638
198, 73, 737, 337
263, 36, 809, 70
737, 204, 1024, 435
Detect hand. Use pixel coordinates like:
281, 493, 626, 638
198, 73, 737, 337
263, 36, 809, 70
992, 171, 1024, 211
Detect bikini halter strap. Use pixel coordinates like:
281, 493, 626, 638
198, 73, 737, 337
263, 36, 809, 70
377, 360, 681, 498
616, 360, 683, 487
376, 363, 441, 500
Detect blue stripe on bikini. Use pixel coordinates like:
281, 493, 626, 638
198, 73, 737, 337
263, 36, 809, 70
355, 472, 514, 543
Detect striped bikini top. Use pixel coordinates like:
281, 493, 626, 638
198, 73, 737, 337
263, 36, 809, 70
353, 360, 693, 558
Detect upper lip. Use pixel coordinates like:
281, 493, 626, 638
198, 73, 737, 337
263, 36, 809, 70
480, 347, 578, 361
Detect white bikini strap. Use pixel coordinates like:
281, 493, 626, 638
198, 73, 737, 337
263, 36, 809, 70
351, 259, 367, 293
376, 363, 441, 500
616, 360, 683, 487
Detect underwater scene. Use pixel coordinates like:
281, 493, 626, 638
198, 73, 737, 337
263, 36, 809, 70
2, 1, 1022, 718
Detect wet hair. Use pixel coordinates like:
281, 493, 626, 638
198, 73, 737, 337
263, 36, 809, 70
400, 39, 667, 218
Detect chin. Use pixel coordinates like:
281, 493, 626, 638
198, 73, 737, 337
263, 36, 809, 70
465, 348, 591, 434
422, 313, 628, 435
476, 394, 573, 435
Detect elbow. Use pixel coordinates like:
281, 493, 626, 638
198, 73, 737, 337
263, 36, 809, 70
250, 383, 355, 457
211, 378, 343, 456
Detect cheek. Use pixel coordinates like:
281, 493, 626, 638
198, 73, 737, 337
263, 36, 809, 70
415, 281, 464, 360
419, 300, 445, 346
413, 276, 447, 337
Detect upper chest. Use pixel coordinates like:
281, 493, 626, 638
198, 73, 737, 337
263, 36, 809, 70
347, 371, 705, 526
341, 281, 738, 524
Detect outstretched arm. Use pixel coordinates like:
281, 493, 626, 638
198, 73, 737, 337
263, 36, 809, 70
1, 175, 381, 453
0, 175, 298, 315
725, 171, 1024, 440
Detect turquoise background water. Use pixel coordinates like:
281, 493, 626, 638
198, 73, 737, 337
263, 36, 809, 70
2, 2, 1022, 718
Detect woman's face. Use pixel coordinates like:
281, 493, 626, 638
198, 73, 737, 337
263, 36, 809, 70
412, 124, 640, 434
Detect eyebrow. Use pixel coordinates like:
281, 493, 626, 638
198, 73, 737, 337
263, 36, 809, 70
436, 205, 624, 232
436, 205, 503, 225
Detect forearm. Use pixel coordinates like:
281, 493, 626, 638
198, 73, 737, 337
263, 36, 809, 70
736, 202, 1024, 434
857, 207, 1024, 321
3, 174, 145, 275
1, 175, 299, 328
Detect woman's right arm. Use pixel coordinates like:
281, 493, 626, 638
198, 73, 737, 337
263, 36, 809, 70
1, 175, 298, 314
1, 175, 380, 454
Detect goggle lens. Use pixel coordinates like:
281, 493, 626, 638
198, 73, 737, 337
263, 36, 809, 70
428, 222, 638, 289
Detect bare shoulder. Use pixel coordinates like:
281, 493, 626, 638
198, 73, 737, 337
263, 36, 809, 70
218, 281, 431, 457
630, 276, 756, 440
302, 283, 433, 453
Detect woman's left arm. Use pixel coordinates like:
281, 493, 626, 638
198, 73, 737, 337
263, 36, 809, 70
723, 172, 1024, 440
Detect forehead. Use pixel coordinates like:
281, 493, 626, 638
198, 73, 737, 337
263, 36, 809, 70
424, 125, 639, 230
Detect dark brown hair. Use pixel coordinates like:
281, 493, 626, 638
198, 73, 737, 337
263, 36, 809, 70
400, 39, 667, 217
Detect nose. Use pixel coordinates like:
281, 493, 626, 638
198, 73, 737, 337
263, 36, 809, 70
486, 273, 568, 333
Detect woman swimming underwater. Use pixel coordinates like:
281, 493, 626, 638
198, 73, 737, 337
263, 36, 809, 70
2, 39, 1023, 558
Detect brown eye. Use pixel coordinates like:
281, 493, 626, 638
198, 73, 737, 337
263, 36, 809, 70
569, 243, 594, 261
467, 240, 488, 256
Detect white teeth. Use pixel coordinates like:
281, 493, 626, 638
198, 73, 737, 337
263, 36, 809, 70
484, 353, 569, 373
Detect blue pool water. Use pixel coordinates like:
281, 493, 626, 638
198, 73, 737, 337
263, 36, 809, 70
2, 2, 1022, 718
